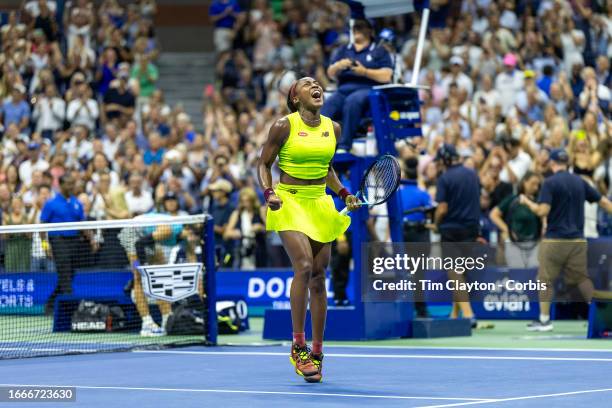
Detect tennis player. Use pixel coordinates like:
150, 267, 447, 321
258, 77, 359, 383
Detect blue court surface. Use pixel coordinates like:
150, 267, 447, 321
1, 345, 612, 408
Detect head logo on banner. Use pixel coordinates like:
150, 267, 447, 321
138, 263, 202, 302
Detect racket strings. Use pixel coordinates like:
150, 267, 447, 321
361, 156, 401, 205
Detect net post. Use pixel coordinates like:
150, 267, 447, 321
203, 215, 217, 345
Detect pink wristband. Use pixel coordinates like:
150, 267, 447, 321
338, 188, 351, 201
264, 188, 275, 202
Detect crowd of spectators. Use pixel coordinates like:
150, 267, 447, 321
396, 0, 611, 243
0, 0, 611, 272
0, 0, 204, 268
207, 0, 612, 268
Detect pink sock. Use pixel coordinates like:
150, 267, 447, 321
312, 341, 323, 354
293, 332, 305, 346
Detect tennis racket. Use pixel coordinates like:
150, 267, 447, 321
340, 154, 402, 215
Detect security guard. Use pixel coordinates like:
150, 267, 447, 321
400, 157, 432, 317
323, 18, 393, 153
433, 144, 481, 326
520, 149, 612, 331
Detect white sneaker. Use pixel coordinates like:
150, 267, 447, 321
140, 322, 166, 337
336, 148, 348, 154
526, 320, 553, 332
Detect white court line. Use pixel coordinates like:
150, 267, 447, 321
2, 348, 115, 353
133, 350, 612, 362
0, 384, 491, 402
321, 344, 612, 353
416, 388, 612, 408
5, 344, 612, 353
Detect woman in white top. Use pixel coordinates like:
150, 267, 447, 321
124, 172, 154, 216
66, 80, 99, 131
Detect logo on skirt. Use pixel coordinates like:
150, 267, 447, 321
298, 131, 308, 137
289, 189, 298, 194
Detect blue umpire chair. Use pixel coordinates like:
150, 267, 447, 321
367, 84, 423, 242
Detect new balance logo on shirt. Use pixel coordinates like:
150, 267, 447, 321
298, 131, 329, 137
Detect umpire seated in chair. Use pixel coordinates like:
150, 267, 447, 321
323, 18, 393, 153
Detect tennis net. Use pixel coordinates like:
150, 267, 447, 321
0, 214, 217, 359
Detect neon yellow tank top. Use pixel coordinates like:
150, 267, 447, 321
278, 112, 336, 180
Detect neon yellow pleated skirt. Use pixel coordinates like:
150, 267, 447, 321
266, 183, 351, 243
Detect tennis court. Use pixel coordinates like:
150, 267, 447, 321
1, 319, 611, 408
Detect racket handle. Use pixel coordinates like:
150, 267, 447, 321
340, 202, 365, 215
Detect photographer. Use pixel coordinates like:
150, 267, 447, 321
323, 18, 393, 153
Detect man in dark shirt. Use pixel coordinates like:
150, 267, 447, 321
208, 179, 235, 266
40, 176, 86, 314
433, 144, 481, 326
103, 71, 135, 127
434, 144, 481, 236
521, 149, 612, 331
323, 19, 393, 153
